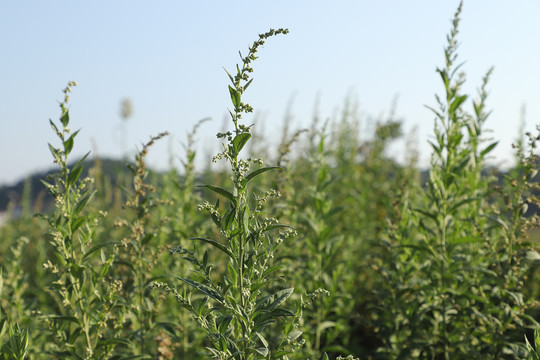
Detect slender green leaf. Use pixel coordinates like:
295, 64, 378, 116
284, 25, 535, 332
244, 78, 253, 91
67, 165, 83, 186
49, 119, 60, 135
480, 141, 498, 157
223, 209, 235, 231
48, 143, 61, 161
256, 332, 269, 348
70, 216, 86, 233
228, 85, 241, 108
263, 224, 294, 232
224, 67, 234, 85
261, 265, 281, 278
227, 262, 237, 286
245, 166, 280, 183
60, 110, 69, 127
73, 192, 94, 216
449, 95, 467, 113
232, 133, 251, 155
199, 184, 236, 204
48, 315, 80, 325
256, 288, 293, 311
178, 277, 224, 303
448, 236, 481, 246
82, 241, 116, 261
73, 151, 91, 170
287, 329, 303, 342
412, 208, 438, 221
254, 347, 269, 356
96, 338, 132, 347
64, 130, 80, 155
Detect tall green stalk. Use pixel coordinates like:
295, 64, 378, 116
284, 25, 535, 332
373, 2, 539, 358
42, 82, 122, 359
153, 29, 305, 360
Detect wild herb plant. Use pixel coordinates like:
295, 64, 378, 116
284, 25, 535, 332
281, 126, 356, 359
0, 4, 538, 359
41, 82, 122, 359
0, 272, 29, 360
502, 127, 540, 266
373, 3, 539, 358
157, 119, 213, 357
162, 118, 212, 243
0, 284, 29, 360
113, 132, 172, 357
0, 318, 29, 360
153, 28, 306, 360
526, 328, 540, 360
0, 187, 51, 358
0, 238, 30, 327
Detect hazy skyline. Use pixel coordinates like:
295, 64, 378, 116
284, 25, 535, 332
1, 1, 539, 186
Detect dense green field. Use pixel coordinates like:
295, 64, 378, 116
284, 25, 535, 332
1, 4, 539, 359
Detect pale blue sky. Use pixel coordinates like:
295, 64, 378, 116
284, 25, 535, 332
1, 1, 539, 185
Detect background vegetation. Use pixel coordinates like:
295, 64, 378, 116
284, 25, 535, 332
0, 3, 539, 359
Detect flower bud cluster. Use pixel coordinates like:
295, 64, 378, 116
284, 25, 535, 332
198, 201, 221, 220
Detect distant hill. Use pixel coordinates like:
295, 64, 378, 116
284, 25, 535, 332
1, 158, 537, 218
0, 158, 132, 213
